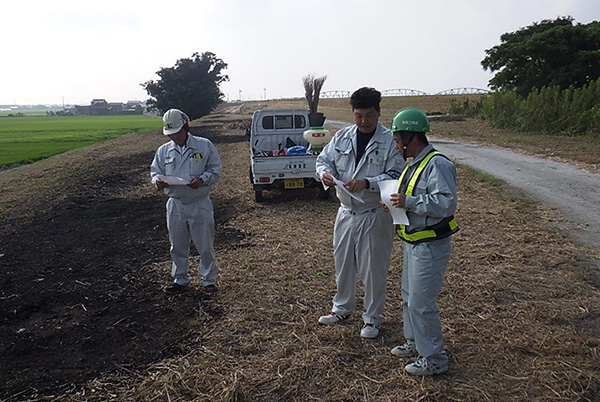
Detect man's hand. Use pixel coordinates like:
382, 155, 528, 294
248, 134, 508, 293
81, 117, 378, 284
155, 179, 169, 190
390, 193, 407, 208
321, 172, 336, 187
343, 179, 367, 193
379, 200, 390, 213
187, 177, 204, 189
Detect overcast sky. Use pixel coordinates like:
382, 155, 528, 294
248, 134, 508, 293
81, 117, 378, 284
1, 0, 599, 105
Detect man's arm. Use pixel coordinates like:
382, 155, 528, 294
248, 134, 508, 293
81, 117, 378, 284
197, 142, 222, 186
150, 149, 169, 190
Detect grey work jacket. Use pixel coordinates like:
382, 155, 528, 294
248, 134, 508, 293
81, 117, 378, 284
316, 123, 405, 212
150, 132, 222, 204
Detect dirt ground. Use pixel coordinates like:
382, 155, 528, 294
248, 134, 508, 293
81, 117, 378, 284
1, 112, 599, 401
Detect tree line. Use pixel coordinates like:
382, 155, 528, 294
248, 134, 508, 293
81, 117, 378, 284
450, 16, 600, 137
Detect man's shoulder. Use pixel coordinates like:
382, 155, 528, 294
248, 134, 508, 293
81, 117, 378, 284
188, 134, 214, 147
333, 124, 356, 139
156, 141, 174, 153
428, 151, 456, 171
373, 124, 392, 140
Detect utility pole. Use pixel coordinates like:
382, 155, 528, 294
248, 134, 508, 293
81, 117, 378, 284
264, 88, 267, 100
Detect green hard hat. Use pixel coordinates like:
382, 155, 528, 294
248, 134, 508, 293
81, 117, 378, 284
387, 107, 430, 133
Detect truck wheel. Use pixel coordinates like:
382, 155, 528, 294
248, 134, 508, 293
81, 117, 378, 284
318, 186, 330, 200
254, 190, 264, 202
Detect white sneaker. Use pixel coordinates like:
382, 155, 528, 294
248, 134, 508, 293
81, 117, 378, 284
318, 312, 352, 324
405, 357, 448, 375
391, 341, 418, 357
360, 323, 380, 338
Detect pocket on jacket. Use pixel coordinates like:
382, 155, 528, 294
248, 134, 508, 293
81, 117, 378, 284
366, 156, 384, 176
164, 160, 175, 175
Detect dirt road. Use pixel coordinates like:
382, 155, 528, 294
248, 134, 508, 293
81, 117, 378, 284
326, 120, 600, 249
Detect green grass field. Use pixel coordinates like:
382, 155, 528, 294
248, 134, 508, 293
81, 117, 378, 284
0, 115, 162, 168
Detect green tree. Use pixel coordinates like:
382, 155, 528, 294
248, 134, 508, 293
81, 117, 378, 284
142, 52, 228, 120
481, 17, 600, 97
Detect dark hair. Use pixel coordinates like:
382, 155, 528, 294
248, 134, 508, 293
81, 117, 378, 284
350, 87, 381, 112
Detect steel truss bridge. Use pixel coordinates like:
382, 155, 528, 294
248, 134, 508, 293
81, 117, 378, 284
321, 88, 489, 98
320, 90, 351, 98
382, 89, 428, 96
434, 87, 490, 95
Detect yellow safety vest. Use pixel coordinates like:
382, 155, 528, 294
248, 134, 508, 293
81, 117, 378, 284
396, 151, 459, 243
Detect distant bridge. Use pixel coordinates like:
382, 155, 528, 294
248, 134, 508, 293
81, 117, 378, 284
435, 87, 490, 95
382, 89, 428, 97
321, 90, 351, 99
321, 87, 490, 98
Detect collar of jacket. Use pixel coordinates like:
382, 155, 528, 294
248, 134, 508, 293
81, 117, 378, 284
340, 123, 390, 178
341, 123, 389, 151
166, 132, 198, 154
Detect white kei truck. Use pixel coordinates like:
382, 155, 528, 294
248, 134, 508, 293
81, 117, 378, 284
248, 108, 330, 202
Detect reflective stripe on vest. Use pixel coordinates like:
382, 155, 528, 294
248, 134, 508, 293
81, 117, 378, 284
396, 151, 459, 243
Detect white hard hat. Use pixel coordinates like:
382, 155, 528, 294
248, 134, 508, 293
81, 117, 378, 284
162, 109, 190, 135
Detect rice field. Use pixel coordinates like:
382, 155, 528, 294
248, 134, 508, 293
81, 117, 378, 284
0, 115, 161, 168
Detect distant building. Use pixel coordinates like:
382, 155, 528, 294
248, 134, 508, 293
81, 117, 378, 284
122, 101, 144, 115
74, 99, 145, 115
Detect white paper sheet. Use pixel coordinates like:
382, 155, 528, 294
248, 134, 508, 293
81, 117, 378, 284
332, 176, 365, 203
158, 175, 190, 185
377, 180, 409, 225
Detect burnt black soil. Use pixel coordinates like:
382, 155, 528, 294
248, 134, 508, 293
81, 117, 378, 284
0, 126, 235, 400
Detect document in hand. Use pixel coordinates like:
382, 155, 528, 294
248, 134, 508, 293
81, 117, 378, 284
158, 175, 190, 185
377, 180, 409, 225
332, 176, 364, 203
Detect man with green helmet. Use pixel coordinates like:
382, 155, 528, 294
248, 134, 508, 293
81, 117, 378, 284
382, 107, 459, 375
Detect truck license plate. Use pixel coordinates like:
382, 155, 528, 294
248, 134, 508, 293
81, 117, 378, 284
284, 178, 304, 189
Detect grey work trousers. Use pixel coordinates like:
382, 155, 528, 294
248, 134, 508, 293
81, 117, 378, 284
331, 207, 394, 325
402, 237, 451, 364
166, 197, 217, 287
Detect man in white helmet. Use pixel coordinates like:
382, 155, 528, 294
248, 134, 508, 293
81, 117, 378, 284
151, 108, 222, 295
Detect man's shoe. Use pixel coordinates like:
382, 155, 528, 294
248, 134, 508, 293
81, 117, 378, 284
405, 357, 448, 375
202, 284, 219, 295
318, 312, 352, 324
391, 341, 418, 357
360, 323, 381, 339
163, 283, 189, 295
